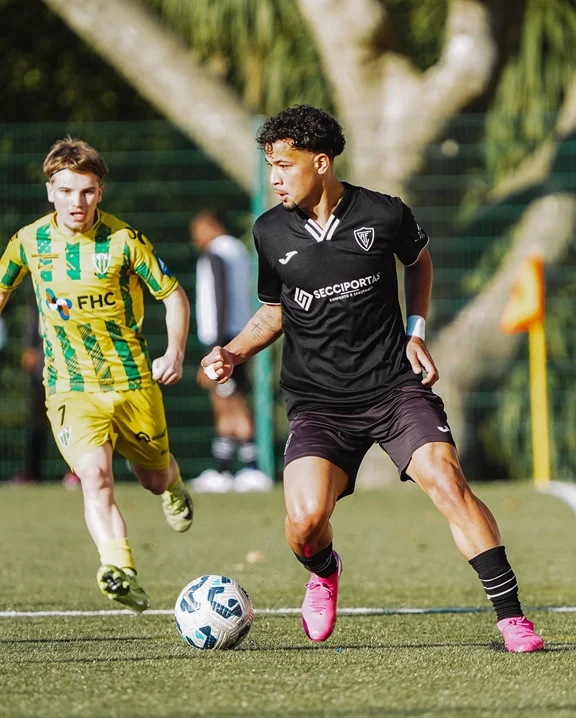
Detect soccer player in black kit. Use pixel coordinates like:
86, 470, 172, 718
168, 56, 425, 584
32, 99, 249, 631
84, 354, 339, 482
201, 105, 543, 653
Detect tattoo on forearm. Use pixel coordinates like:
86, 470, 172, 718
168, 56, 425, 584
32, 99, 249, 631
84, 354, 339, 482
250, 319, 266, 340
250, 308, 280, 341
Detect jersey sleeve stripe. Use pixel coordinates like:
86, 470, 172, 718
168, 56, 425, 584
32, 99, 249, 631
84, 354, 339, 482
19, 242, 28, 268
257, 297, 281, 305
134, 261, 162, 293
0, 260, 24, 289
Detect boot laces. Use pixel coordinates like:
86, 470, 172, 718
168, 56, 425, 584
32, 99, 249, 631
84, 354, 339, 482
305, 578, 334, 613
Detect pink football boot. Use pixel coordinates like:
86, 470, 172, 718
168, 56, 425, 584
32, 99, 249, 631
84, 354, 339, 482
302, 551, 342, 641
497, 616, 544, 653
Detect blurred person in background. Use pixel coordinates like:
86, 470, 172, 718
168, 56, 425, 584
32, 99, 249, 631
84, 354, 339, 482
8, 298, 80, 487
189, 210, 272, 493
0, 137, 193, 613
201, 105, 543, 653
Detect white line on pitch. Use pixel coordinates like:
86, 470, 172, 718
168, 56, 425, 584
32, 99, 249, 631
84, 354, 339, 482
1, 606, 575, 618
539, 480, 576, 514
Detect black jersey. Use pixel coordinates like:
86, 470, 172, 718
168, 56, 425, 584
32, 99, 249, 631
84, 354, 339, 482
253, 182, 429, 416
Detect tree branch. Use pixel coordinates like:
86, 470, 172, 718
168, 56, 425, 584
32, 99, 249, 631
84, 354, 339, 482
42, 0, 256, 193
432, 192, 576, 447
379, 0, 503, 181
296, 0, 394, 124
488, 75, 576, 203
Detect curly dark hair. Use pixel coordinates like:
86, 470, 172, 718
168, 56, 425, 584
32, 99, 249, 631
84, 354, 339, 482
256, 105, 346, 159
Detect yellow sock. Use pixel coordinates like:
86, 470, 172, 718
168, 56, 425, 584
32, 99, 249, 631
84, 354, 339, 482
167, 473, 183, 492
99, 538, 136, 572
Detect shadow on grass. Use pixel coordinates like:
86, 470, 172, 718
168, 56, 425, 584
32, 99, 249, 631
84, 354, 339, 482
239, 640, 571, 653
7, 705, 576, 718
0, 635, 163, 644
6, 639, 573, 663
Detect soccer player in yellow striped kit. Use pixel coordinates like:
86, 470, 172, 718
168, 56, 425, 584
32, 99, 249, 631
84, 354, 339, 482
0, 138, 193, 612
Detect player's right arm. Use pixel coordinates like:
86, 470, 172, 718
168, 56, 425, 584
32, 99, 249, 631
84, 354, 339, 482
201, 303, 282, 383
201, 221, 283, 383
0, 232, 30, 315
0, 289, 11, 315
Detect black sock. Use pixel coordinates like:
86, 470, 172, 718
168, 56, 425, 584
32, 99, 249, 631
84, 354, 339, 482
294, 542, 338, 578
469, 546, 523, 621
211, 436, 236, 474
237, 440, 258, 470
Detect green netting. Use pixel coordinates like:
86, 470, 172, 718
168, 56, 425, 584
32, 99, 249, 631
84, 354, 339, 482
0, 118, 574, 481
0, 121, 255, 481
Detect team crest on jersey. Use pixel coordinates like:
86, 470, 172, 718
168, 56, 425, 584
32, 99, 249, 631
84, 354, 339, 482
58, 426, 72, 448
92, 253, 111, 277
353, 227, 375, 251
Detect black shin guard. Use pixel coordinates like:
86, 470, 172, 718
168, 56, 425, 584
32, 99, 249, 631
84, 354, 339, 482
295, 543, 338, 578
469, 546, 523, 621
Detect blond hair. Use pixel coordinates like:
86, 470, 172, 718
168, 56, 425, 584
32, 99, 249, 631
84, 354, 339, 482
43, 136, 108, 181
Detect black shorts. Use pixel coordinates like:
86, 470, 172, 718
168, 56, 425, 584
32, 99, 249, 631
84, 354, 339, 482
283, 385, 456, 498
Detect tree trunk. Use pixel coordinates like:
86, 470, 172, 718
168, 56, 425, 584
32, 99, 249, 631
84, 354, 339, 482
42, 0, 256, 193
433, 193, 576, 447
297, 0, 521, 196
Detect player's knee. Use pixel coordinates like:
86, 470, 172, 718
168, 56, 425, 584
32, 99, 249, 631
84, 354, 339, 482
286, 507, 328, 544
422, 467, 470, 513
76, 464, 112, 495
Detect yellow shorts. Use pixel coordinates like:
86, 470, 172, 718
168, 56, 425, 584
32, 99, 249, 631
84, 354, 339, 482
46, 384, 171, 471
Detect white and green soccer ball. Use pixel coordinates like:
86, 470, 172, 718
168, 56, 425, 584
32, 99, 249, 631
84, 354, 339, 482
175, 575, 253, 650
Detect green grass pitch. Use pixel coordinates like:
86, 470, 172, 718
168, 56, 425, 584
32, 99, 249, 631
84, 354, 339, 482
1, 480, 576, 717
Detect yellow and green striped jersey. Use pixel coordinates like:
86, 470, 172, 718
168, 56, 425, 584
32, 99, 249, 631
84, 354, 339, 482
0, 210, 179, 394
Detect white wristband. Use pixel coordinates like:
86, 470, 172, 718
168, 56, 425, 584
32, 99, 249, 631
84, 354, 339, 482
406, 315, 426, 340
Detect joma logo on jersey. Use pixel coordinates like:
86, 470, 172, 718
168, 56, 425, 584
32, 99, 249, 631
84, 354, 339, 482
415, 224, 428, 244
77, 292, 116, 310
45, 288, 72, 320
59, 426, 72, 447
354, 227, 375, 251
92, 253, 111, 277
294, 288, 313, 311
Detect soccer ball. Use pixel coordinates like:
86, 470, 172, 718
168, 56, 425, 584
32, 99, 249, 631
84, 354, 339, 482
174, 575, 253, 650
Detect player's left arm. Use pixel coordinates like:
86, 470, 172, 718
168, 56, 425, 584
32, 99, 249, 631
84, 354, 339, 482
126, 228, 190, 384
152, 285, 191, 385
0, 289, 11, 315
404, 248, 438, 386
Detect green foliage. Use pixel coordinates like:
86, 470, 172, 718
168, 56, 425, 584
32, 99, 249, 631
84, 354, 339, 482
385, 0, 448, 69
144, 0, 447, 115
485, 0, 576, 181
0, 0, 159, 123
144, 0, 332, 114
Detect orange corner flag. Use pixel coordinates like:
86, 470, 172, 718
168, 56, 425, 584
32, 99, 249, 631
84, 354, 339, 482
500, 255, 545, 334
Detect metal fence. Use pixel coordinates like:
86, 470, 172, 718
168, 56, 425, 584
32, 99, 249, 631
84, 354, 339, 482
0, 118, 574, 482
